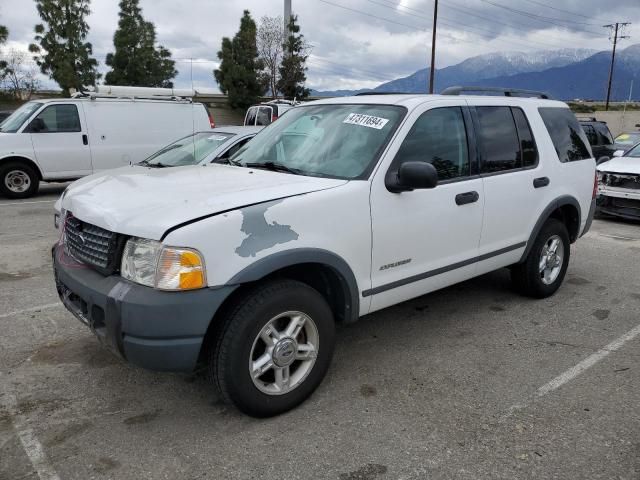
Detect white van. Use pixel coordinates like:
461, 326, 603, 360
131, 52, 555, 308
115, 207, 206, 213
0, 94, 213, 198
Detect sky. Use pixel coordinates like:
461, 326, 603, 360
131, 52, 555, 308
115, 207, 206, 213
0, 0, 639, 92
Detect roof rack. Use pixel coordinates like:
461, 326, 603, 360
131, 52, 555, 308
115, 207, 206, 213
71, 91, 193, 103
440, 86, 552, 99
576, 116, 604, 123
355, 91, 414, 96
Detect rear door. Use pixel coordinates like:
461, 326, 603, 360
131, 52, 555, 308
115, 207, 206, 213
472, 103, 546, 274
27, 103, 93, 178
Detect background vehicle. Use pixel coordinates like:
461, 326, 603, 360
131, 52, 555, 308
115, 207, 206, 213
54, 88, 595, 417
141, 126, 263, 168
578, 118, 616, 161
597, 141, 640, 220
0, 110, 14, 123
0, 88, 212, 198
612, 131, 640, 152
244, 100, 297, 126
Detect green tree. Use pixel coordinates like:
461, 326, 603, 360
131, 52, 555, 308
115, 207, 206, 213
214, 10, 265, 110
28, 0, 99, 96
105, 0, 177, 88
277, 15, 309, 100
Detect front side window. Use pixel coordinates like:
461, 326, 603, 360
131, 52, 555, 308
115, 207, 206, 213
0, 102, 43, 133
476, 106, 520, 173
29, 104, 81, 133
538, 107, 591, 162
393, 107, 469, 181
231, 104, 406, 179
141, 132, 234, 167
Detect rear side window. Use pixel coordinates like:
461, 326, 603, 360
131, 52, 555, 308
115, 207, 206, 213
594, 123, 613, 144
476, 106, 520, 173
244, 107, 258, 126
30, 104, 81, 133
582, 124, 598, 145
511, 108, 538, 168
538, 107, 591, 162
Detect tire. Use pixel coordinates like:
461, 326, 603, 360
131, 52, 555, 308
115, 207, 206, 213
0, 161, 39, 199
210, 279, 335, 417
511, 218, 570, 298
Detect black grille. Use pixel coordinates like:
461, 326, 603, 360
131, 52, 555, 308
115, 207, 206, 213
603, 173, 640, 190
64, 214, 123, 274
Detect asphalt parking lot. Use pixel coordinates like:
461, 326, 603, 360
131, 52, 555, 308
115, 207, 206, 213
1, 186, 639, 480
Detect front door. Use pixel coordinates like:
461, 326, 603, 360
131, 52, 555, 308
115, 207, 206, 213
27, 103, 92, 178
369, 103, 484, 313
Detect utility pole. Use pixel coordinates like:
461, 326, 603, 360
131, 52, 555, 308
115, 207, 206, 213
428, 0, 438, 94
284, 0, 292, 36
603, 22, 630, 111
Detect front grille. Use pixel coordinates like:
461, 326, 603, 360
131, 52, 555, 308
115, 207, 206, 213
603, 173, 640, 190
64, 214, 123, 274
611, 197, 640, 210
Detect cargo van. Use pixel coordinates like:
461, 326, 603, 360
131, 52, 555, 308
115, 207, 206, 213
243, 100, 298, 126
0, 89, 213, 198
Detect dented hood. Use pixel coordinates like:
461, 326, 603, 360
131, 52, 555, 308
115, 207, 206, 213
597, 156, 640, 175
62, 164, 347, 240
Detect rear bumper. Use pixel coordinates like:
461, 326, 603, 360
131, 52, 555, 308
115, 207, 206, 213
52, 244, 235, 372
596, 195, 640, 221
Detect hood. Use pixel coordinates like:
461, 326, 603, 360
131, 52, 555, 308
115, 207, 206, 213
597, 156, 640, 175
62, 164, 347, 240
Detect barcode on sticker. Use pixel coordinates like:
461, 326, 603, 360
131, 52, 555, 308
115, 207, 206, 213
343, 113, 389, 129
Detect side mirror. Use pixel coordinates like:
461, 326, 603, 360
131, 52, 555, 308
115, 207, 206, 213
26, 118, 46, 133
596, 156, 610, 165
612, 149, 624, 157
387, 161, 438, 192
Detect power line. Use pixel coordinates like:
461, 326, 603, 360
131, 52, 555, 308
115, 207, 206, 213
516, 0, 607, 21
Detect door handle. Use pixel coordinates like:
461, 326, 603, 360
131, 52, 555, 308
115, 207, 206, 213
533, 176, 550, 188
82, 134, 88, 145
455, 191, 479, 206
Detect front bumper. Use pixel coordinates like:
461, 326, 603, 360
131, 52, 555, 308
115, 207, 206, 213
597, 193, 640, 221
52, 244, 235, 372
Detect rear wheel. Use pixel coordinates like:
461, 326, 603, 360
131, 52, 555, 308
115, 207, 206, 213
210, 279, 335, 417
511, 218, 570, 298
0, 162, 39, 199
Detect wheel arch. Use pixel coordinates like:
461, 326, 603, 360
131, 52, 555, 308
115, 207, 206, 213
519, 195, 581, 263
0, 155, 43, 180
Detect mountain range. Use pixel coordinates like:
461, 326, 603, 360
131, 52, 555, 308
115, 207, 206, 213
312, 44, 640, 100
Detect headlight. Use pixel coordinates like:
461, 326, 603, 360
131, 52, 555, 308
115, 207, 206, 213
121, 238, 206, 291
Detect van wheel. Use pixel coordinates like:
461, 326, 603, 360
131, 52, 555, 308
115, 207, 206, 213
511, 218, 570, 298
210, 279, 335, 417
0, 162, 39, 199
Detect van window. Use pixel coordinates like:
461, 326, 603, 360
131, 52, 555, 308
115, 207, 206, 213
394, 107, 469, 180
30, 104, 81, 133
538, 107, 591, 162
256, 107, 273, 126
244, 107, 258, 126
476, 106, 520, 173
511, 108, 538, 168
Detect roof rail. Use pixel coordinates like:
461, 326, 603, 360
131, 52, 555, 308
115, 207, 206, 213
71, 91, 193, 103
355, 91, 414, 96
440, 86, 552, 99
576, 116, 601, 122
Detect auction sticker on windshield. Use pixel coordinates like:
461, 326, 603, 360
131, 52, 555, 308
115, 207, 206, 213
343, 113, 389, 129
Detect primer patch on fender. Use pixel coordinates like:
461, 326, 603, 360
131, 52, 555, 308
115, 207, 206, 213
235, 200, 299, 258
343, 113, 389, 129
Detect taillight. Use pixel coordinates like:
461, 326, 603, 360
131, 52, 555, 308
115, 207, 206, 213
207, 110, 215, 128
272, 115, 278, 122
592, 171, 598, 199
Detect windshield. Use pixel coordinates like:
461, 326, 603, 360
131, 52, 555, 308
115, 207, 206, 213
625, 143, 640, 157
614, 132, 640, 146
230, 104, 406, 179
141, 131, 235, 167
0, 102, 43, 133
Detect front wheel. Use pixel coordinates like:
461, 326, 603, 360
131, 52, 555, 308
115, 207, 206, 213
511, 218, 570, 298
210, 279, 335, 417
0, 162, 39, 199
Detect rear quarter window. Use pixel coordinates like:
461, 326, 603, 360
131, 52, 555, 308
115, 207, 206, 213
538, 107, 592, 162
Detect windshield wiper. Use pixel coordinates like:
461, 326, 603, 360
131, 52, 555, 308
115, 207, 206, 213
145, 162, 170, 168
243, 161, 303, 175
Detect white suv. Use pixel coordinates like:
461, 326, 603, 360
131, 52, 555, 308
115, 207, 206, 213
53, 90, 596, 417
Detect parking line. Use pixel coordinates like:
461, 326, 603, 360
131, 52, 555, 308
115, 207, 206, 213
0, 303, 62, 320
536, 322, 640, 397
0, 200, 56, 206
1, 390, 61, 480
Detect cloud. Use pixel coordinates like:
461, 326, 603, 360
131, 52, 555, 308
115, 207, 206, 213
0, 0, 638, 92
